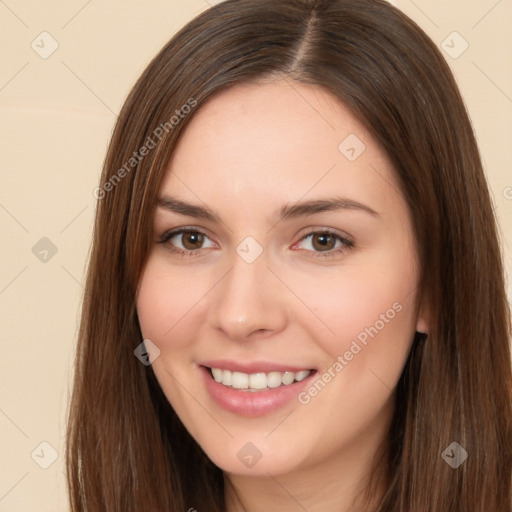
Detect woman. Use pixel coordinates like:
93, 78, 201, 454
66, 0, 512, 510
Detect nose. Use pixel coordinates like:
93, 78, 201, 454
208, 253, 288, 342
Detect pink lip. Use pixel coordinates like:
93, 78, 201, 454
199, 365, 316, 417
198, 359, 314, 374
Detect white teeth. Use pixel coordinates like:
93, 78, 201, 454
295, 370, 310, 382
281, 371, 295, 385
222, 369, 232, 386
267, 371, 282, 388
231, 372, 249, 389
249, 373, 267, 390
208, 367, 312, 390
211, 368, 223, 382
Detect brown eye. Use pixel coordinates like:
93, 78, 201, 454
181, 231, 204, 250
311, 233, 336, 251
293, 230, 353, 257
159, 229, 216, 254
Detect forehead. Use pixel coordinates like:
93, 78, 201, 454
169, 79, 369, 168
160, 79, 403, 221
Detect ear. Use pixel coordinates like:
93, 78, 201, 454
415, 303, 429, 335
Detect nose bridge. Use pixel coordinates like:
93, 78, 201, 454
209, 248, 287, 340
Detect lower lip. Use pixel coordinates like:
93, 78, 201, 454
200, 365, 316, 417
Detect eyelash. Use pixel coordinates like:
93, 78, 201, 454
157, 227, 354, 258
293, 230, 354, 257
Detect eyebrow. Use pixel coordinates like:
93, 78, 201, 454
157, 196, 221, 221
279, 197, 380, 220
156, 195, 380, 222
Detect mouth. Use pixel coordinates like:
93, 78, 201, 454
198, 362, 318, 416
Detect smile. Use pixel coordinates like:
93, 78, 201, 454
199, 363, 317, 416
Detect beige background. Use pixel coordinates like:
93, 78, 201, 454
0, 1, 510, 510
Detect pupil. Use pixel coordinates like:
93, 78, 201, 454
313, 233, 334, 251
183, 232, 203, 250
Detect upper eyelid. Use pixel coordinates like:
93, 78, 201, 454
159, 225, 350, 238
160, 226, 210, 236
159, 226, 213, 243
292, 231, 354, 252
297, 227, 352, 239
292, 227, 354, 247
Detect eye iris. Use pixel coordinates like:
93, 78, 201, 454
312, 233, 335, 251
182, 232, 204, 250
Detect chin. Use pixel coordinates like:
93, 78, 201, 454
198, 434, 309, 477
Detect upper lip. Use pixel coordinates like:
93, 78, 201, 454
199, 359, 315, 374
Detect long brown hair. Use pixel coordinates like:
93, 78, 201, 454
66, 0, 512, 510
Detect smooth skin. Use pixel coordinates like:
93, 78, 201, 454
136, 78, 428, 512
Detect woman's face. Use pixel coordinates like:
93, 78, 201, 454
137, 79, 427, 477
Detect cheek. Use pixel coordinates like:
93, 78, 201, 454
136, 256, 210, 352
136, 257, 210, 435
284, 260, 417, 451
286, 253, 418, 370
